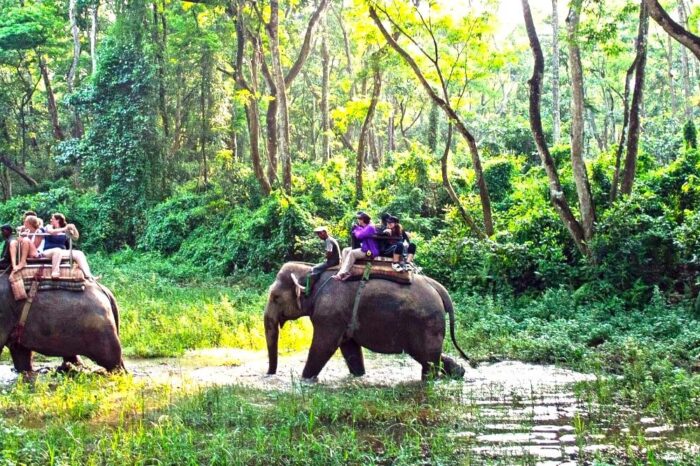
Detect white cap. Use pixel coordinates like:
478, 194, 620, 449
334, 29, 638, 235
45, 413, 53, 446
313, 226, 328, 233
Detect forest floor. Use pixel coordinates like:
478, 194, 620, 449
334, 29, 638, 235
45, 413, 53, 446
2, 350, 698, 464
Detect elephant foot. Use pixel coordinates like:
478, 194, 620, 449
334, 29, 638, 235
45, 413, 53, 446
440, 355, 465, 379
301, 376, 318, 384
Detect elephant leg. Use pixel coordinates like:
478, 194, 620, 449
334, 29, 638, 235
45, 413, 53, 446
339, 339, 365, 377
9, 345, 34, 373
57, 355, 84, 372
301, 330, 342, 379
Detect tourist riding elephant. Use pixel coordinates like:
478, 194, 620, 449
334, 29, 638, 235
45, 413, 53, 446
0, 276, 125, 373
264, 262, 469, 380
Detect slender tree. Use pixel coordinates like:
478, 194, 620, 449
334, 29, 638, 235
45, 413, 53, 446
551, 0, 561, 143
566, 0, 595, 240
356, 54, 382, 201
369, 3, 494, 237
522, 0, 590, 257
621, 0, 650, 196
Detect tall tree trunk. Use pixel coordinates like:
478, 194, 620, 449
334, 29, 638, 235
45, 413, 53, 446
235, 2, 270, 196
90, 3, 99, 75
356, 61, 381, 201
667, 35, 678, 114
267, 1, 291, 193
199, 47, 211, 186
621, 1, 650, 197
38, 55, 65, 141
522, 0, 590, 257
566, 0, 596, 241
679, 3, 694, 120
611, 57, 637, 202
587, 107, 604, 152
427, 103, 439, 153
643, 0, 700, 60
369, 6, 494, 237
153, 1, 169, 137
387, 110, 395, 152
67, 0, 84, 138
262, 0, 330, 194
257, 44, 279, 186
67, 0, 80, 92
320, 18, 331, 162
551, 0, 561, 143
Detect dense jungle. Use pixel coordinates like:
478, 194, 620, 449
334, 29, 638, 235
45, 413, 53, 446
0, 0, 700, 463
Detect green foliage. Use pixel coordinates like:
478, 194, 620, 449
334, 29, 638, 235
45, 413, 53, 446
482, 157, 517, 208
72, 1, 164, 249
164, 192, 317, 275
590, 194, 677, 304
0, 2, 61, 52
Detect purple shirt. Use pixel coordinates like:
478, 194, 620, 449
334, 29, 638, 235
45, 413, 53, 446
352, 224, 380, 258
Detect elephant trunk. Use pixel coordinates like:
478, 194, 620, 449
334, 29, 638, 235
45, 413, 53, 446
265, 314, 279, 375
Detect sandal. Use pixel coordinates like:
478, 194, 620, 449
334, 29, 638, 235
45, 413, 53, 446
332, 272, 350, 281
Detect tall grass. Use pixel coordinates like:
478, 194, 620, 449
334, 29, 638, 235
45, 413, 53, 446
0, 373, 474, 465
88, 250, 313, 357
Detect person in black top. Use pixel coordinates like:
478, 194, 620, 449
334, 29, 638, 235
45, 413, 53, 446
0, 224, 14, 270
385, 216, 418, 272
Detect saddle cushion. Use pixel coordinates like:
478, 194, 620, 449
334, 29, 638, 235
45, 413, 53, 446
331, 259, 413, 285
16, 263, 85, 282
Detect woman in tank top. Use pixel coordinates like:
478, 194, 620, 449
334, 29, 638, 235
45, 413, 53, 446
42, 213, 95, 280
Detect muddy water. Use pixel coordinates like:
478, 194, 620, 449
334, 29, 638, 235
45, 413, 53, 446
1, 351, 698, 464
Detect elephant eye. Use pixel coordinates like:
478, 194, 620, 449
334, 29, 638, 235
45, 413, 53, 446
272, 294, 280, 303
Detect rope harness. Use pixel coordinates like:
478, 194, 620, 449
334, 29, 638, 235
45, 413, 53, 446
346, 262, 372, 338
9, 266, 44, 345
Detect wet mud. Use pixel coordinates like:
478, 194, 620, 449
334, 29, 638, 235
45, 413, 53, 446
1, 350, 698, 464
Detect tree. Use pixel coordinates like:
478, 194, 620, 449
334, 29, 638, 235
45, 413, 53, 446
644, 0, 700, 60
566, 0, 596, 241
522, 0, 590, 257
368, 2, 493, 238
551, 0, 561, 144
621, 1, 649, 196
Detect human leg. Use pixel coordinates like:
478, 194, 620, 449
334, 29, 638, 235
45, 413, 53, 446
13, 238, 33, 270
9, 239, 20, 269
42, 248, 62, 277
334, 249, 364, 279
70, 250, 93, 279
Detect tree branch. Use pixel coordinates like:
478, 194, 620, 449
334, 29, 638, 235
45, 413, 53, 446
644, 0, 700, 60
0, 155, 38, 186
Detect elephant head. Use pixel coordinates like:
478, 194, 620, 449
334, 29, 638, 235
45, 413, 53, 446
264, 262, 312, 374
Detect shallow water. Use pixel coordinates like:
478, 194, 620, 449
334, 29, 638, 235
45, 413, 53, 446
1, 350, 698, 464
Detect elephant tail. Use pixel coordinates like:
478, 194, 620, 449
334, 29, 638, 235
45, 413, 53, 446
96, 282, 120, 336
425, 277, 471, 365
95, 282, 127, 372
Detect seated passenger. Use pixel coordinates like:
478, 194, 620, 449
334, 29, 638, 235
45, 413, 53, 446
386, 216, 418, 272
41, 213, 95, 280
11, 215, 45, 270
333, 212, 380, 281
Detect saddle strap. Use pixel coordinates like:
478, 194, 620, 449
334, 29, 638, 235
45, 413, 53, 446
10, 267, 43, 345
346, 262, 372, 339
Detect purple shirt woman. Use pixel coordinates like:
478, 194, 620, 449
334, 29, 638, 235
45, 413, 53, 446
333, 212, 379, 281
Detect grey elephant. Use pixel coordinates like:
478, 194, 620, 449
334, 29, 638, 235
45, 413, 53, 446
264, 262, 468, 380
0, 277, 124, 373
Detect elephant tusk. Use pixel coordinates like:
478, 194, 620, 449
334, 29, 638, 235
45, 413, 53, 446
290, 273, 306, 292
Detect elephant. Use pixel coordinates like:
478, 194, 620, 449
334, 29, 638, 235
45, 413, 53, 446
264, 262, 469, 380
0, 276, 125, 373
